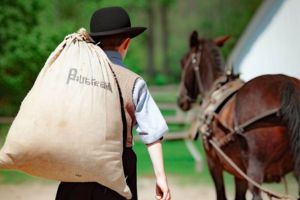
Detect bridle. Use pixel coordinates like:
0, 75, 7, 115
180, 46, 205, 103
180, 41, 293, 200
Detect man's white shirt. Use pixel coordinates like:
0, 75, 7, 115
105, 51, 168, 144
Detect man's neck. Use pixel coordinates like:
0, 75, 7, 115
104, 51, 125, 67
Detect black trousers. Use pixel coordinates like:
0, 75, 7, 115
55, 148, 137, 200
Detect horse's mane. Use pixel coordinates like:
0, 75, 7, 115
203, 39, 225, 74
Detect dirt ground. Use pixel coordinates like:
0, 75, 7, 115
0, 177, 217, 200
0, 176, 295, 200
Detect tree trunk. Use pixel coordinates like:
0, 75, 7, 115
146, 0, 155, 78
160, 3, 170, 75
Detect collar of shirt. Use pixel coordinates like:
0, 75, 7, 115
104, 51, 126, 68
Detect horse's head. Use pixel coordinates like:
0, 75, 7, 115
177, 31, 230, 111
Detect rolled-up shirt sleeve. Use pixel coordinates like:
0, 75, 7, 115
133, 78, 168, 144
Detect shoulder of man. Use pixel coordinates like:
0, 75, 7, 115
110, 63, 143, 101
110, 63, 141, 82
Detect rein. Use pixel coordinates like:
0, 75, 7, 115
181, 43, 295, 200
181, 47, 205, 102
192, 51, 205, 94
182, 46, 230, 103
209, 139, 295, 200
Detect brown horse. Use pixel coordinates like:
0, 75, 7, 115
178, 31, 300, 200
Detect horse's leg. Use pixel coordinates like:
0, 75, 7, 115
206, 155, 227, 200
247, 159, 264, 200
234, 177, 247, 200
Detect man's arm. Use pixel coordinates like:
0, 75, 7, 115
133, 79, 168, 143
147, 140, 171, 200
133, 79, 171, 200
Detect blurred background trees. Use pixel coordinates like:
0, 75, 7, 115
0, 0, 261, 115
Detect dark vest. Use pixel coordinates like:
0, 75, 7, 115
111, 64, 140, 147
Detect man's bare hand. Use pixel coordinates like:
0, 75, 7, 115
155, 176, 171, 200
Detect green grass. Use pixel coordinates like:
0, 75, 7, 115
0, 170, 55, 184
0, 121, 299, 197
0, 124, 208, 185
0, 87, 237, 187
133, 140, 235, 187
152, 95, 177, 103
1, 86, 296, 196
151, 91, 178, 104
161, 109, 177, 116
134, 140, 199, 176
168, 124, 187, 132
134, 139, 299, 197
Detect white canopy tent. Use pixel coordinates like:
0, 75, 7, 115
227, 0, 300, 81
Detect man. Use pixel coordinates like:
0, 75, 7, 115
55, 6, 171, 200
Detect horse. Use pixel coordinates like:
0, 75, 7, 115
177, 30, 300, 200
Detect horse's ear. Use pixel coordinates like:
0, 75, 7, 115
190, 30, 199, 48
214, 35, 230, 47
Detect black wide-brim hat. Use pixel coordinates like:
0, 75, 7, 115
89, 7, 146, 38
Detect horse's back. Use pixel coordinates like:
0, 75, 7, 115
235, 74, 300, 126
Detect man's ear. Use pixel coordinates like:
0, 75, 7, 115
214, 36, 230, 47
122, 38, 131, 50
190, 31, 199, 48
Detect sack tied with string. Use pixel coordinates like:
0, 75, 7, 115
0, 28, 131, 199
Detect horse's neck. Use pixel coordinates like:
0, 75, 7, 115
200, 43, 226, 95
201, 68, 224, 95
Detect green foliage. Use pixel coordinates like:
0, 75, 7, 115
193, 0, 262, 58
154, 74, 169, 86
0, 0, 42, 109
168, 0, 262, 81
158, 0, 177, 7
0, 0, 262, 115
0, 124, 9, 147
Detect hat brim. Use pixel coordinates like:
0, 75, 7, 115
89, 27, 146, 38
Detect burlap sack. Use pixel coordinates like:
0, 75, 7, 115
0, 28, 131, 199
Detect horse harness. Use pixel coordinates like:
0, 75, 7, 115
182, 43, 295, 200
184, 48, 282, 149
182, 48, 205, 102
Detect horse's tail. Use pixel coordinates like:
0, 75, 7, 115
281, 81, 300, 180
